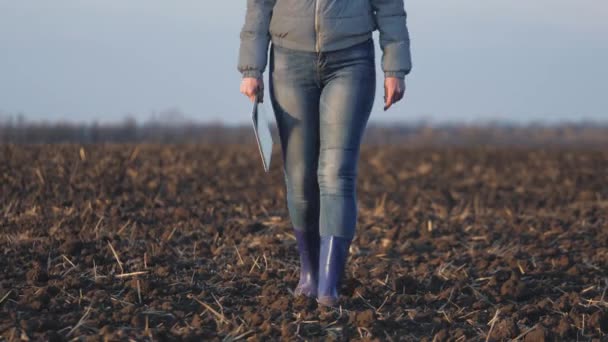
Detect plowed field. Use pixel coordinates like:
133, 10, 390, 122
1, 145, 607, 341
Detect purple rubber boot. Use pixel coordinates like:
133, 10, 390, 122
293, 229, 320, 297
317, 236, 352, 307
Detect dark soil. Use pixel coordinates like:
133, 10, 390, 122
1, 144, 607, 341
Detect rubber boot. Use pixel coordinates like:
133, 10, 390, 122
317, 236, 352, 307
293, 229, 320, 297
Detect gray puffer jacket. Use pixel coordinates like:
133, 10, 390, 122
238, 0, 412, 79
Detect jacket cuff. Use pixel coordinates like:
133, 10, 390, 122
384, 71, 407, 79
242, 70, 262, 79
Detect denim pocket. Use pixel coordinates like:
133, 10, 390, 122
270, 45, 294, 73
270, 44, 313, 80
329, 38, 375, 67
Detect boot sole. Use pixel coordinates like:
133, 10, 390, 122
294, 286, 317, 298
316, 296, 338, 307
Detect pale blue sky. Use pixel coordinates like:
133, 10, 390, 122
0, 1, 606, 124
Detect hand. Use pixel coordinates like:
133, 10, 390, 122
384, 77, 406, 111
240, 77, 264, 103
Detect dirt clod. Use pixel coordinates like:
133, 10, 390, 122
491, 318, 520, 340
523, 325, 547, 342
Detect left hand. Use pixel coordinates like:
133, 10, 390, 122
384, 77, 406, 111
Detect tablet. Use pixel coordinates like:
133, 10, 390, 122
251, 95, 274, 172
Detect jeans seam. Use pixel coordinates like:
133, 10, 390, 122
315, 54, 323, 87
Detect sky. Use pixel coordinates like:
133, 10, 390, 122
0, 0, 607, 125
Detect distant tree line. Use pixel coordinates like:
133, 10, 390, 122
1, 114, 607, 147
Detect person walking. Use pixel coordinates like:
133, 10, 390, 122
238, 0, 412, 307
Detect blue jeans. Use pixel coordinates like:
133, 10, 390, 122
269, 38, 376, 239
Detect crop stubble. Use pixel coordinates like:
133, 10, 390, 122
1, 144, 607, 340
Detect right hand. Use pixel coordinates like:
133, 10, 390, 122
240, 77, 264, 103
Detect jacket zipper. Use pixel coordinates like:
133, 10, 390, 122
314, 0, 320, 52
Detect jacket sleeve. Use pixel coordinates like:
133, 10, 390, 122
370, 0, 412, 78
237, 0, 276, 79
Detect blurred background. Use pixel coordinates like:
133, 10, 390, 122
0, 0, 607, 143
